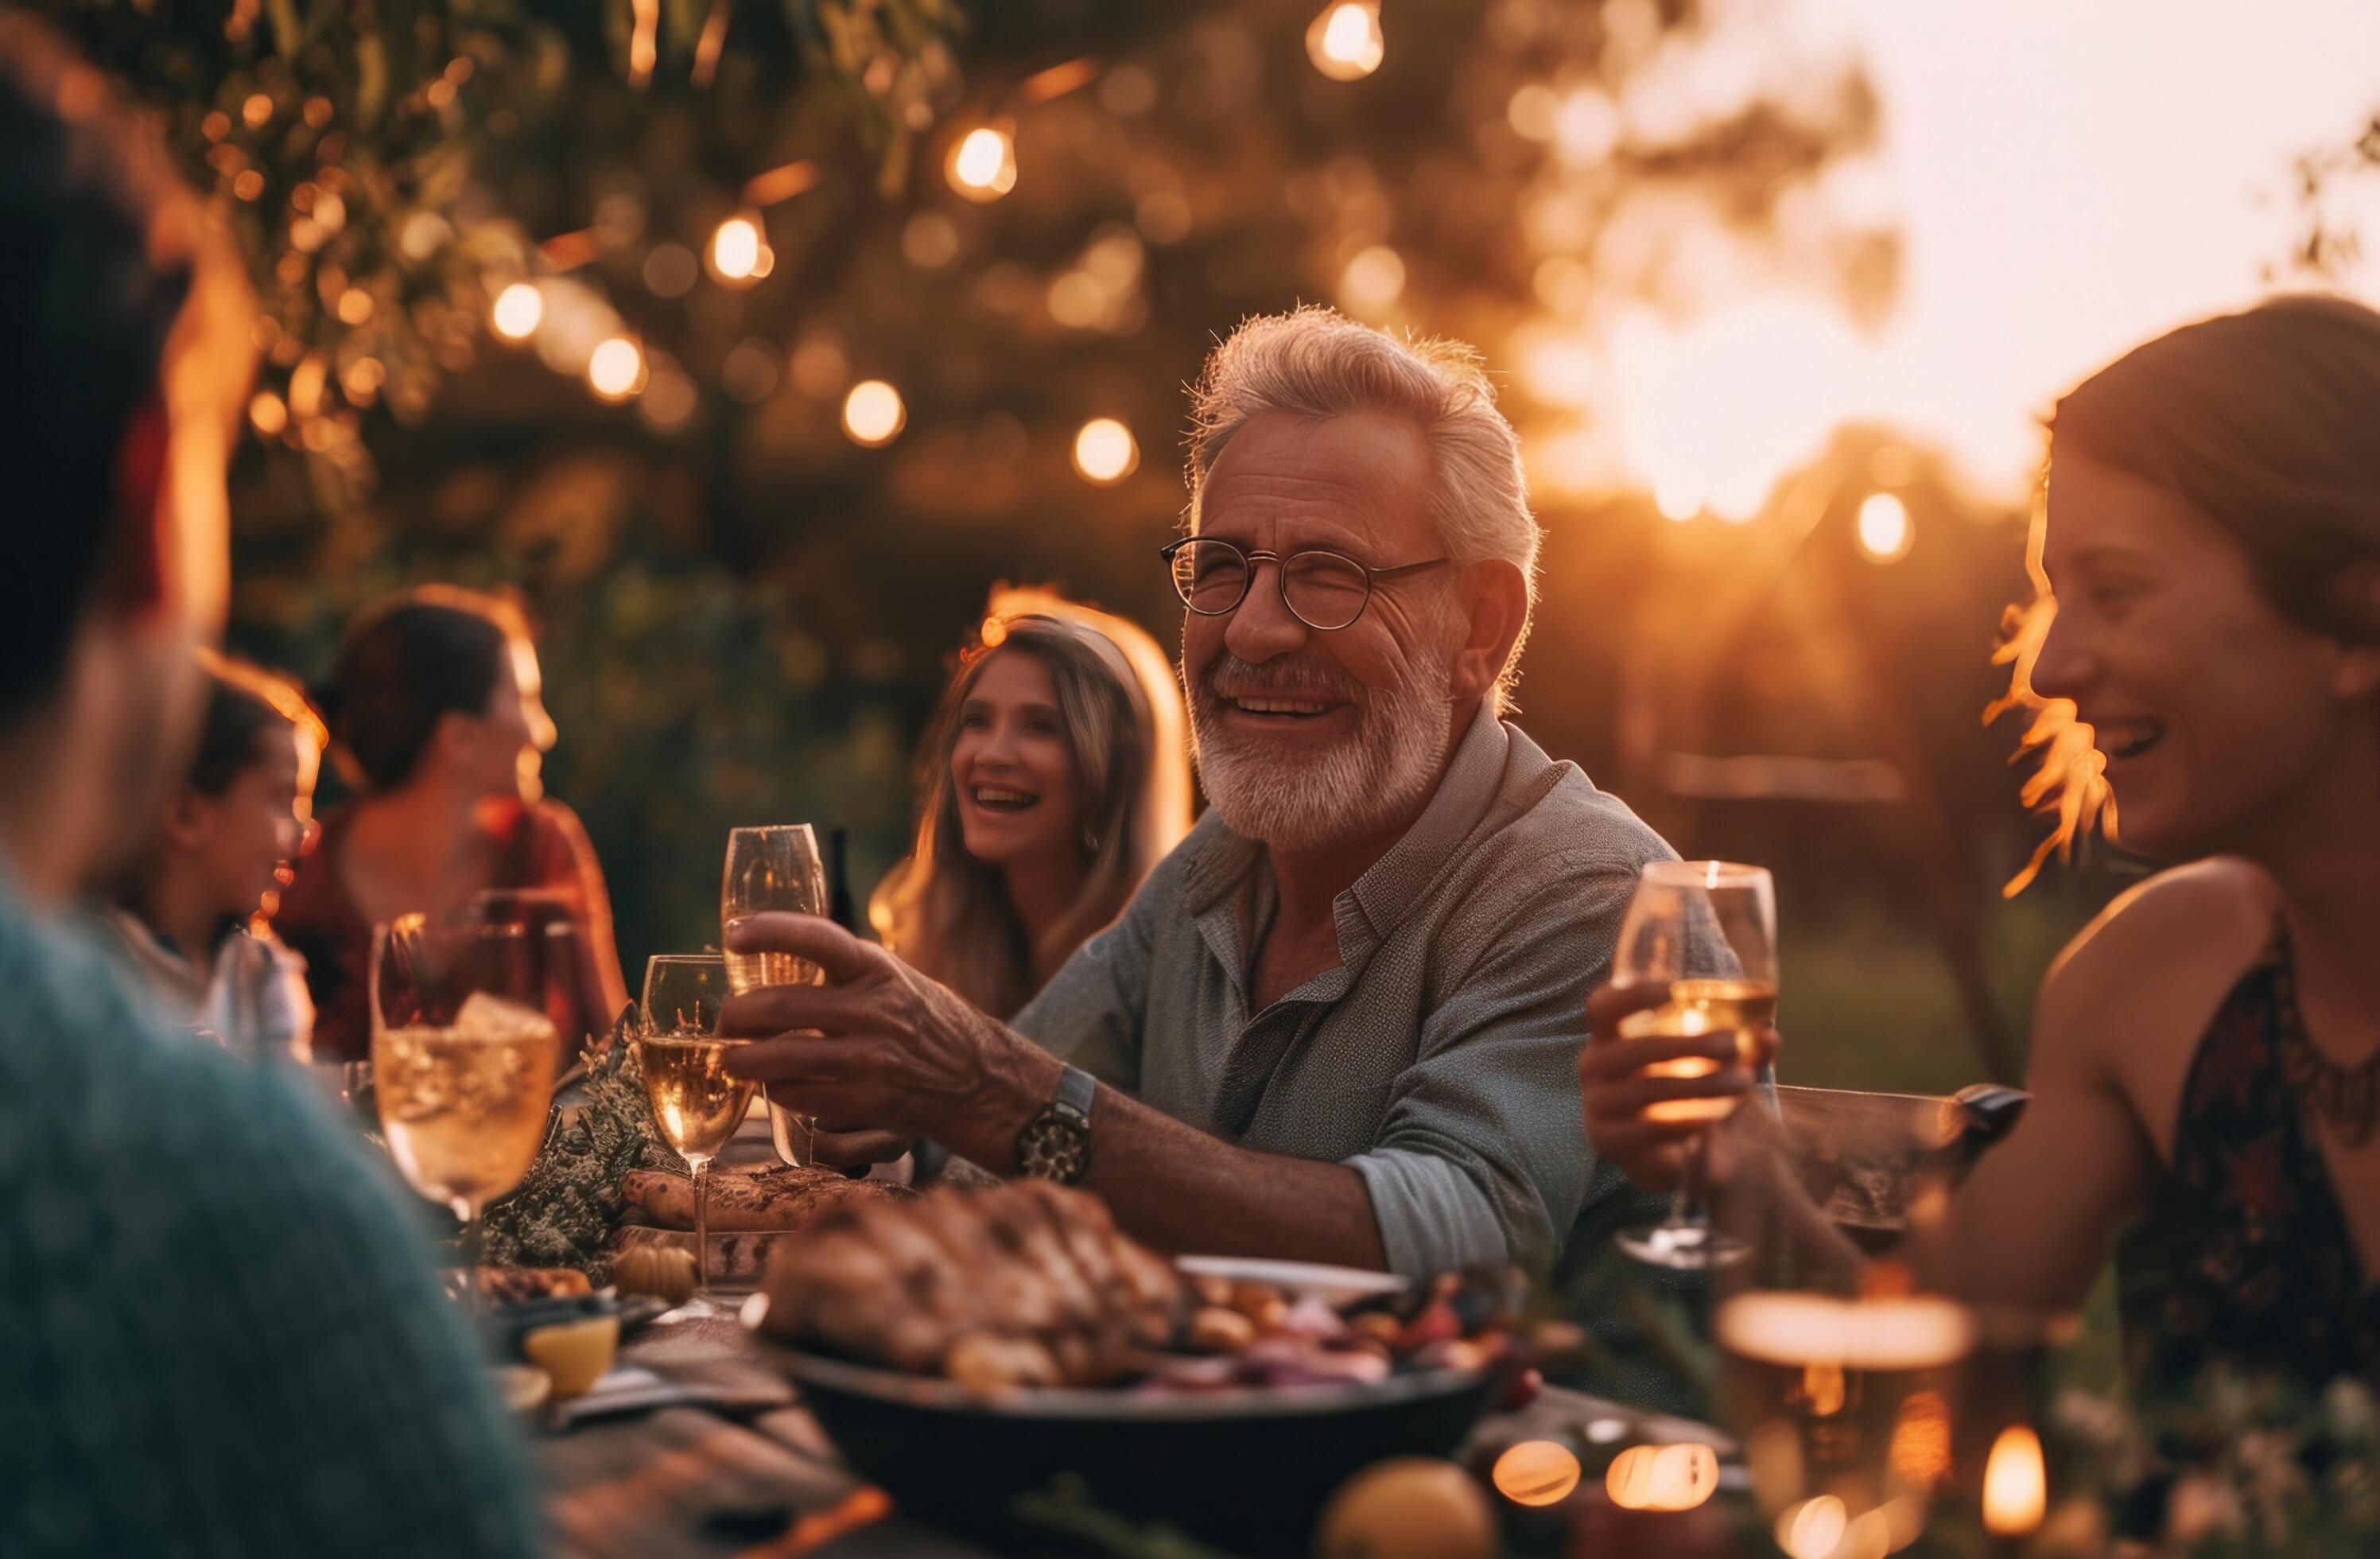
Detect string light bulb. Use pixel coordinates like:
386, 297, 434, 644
843, 379, 906, 446
1071, 418, 1139, 484
490, 282, 543, 342
1306, 2, 1384, 81
709, 214, 766, 284
587, 336, 646, 402
946, 124, 1018, 202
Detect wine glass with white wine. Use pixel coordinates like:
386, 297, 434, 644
371, 915, 564, 1269
634, 953, 751, 1311
720, 825, 827, 1168
1611, 860, 1780, 1272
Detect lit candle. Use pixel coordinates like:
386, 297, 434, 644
1982, 1424, 2045, 1538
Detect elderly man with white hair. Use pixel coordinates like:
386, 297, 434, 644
724, 307, 1681, 1317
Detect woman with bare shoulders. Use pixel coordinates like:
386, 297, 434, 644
1582, 296, 2380, 1390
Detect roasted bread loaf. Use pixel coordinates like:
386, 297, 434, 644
623, 1164, 901, 1230
755, 1180, 1182, 1390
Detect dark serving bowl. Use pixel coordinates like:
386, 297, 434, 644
742, 1262, 1497, 1555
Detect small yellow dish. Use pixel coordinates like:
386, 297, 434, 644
523, 1312, 620, 1398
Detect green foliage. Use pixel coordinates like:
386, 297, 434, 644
38, 0, 965, 507
478, 1005, 668, 1279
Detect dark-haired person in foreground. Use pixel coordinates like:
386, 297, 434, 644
97, 653, 322, 1061
0, 20, 542, 1553
278, 584, 626, 1063
1584, 297, 2380, 1391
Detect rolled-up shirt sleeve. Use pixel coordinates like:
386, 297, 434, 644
1346, 859, 1642, 1280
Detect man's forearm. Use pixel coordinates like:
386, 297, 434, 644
935, 1039, 1390, 1269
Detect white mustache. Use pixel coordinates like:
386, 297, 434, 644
1201, 656, 1363, 706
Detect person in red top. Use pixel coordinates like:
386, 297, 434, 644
277, 585, 628, 1062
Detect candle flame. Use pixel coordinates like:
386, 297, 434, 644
1982, 1425, 2046, 1537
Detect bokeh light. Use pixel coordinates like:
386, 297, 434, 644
1606, 1443, 1719, 1512
1491, 1440, 1581, 1507
947, 126, 1018, 202
1776, 1495, 1849, 1559
1554, 88, 1622, 166
721, 340, 782, 405
1306, 2, 1385, 81
587, 336, 646, 402
1983, 1425, 2046, 1537
1856, 492, 1915, 563
843, 379, 907, 445
247, 391, 289, 438
1338, 246, 1406, 318
637, 364, 698, 431
1071, 418, 1139, 484
709, 216, 764, 283
643, 243, 699, 298
490, 282, 543, 342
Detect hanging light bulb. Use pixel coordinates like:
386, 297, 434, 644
842, 379, 906, 446
490, 282, 543, 342
709, 214, 766, 284
1071, 418, 1139, 484
945, 124, 1018, 202
586, 336, 646, 402
1306, 2, 1384, 81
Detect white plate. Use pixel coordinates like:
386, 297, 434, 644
1173, 1254, 1407, 1307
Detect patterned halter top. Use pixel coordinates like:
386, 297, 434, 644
2136, 930, 2380, 1390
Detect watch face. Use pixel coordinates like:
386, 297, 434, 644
1018, 1110, 1089, 1184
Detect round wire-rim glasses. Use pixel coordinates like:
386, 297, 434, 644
1159, 536, 1449, 632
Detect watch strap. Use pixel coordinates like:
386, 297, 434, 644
1051, 1063, 1096, 1122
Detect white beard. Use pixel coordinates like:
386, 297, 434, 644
1186, 647, 1454, 853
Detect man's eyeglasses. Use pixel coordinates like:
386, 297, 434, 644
1159, 537, 1448, 632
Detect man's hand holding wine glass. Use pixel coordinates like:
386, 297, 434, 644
716, 911, 1064, 1173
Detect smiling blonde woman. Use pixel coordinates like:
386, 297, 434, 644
870, 587, 1192, 1021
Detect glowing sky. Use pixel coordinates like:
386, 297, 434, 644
1815, 0, 2380, 495
1589, 0, 2380, 510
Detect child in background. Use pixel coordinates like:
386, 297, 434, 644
99, 653, 324, 1062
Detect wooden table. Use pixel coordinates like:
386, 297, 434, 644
539, 1310, 1726, 1557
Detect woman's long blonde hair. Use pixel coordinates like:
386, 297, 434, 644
871, 589, 1192, 1018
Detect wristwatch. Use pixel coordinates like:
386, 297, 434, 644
1015, 1065, 1096, 1184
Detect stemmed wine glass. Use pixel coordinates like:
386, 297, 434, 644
1611, 860, 1780, 1272
633, 954, 751, 1311
720, 825, 827, 1168
370, 914, 565, 1267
